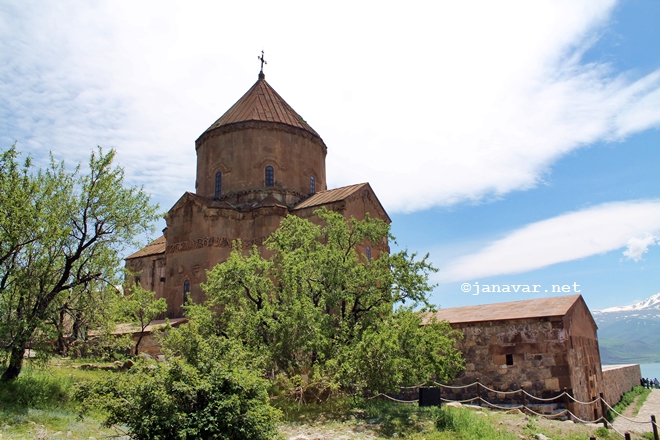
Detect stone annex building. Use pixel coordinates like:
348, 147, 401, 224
125, 69, 390, 318
428, 294, 640, 420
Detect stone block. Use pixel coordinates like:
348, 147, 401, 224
551, 364, 569, 377
544, 378, 560, 391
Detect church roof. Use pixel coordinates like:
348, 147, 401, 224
293, 183, 369, 210
200, 73, 320, 139
425, 294, 584, 325
125, 236, 166, 260
292, 182, 391, 223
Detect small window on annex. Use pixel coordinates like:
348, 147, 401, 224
215, 172, 222, 197
183, 280, 190, 305
265, 166, 274, 187
310, 176, 315, 194
505, 354, 514, 366
366, 245, 372, 262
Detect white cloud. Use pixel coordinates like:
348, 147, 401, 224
623, 235, 659, 262
1, 1, 659, 213
437, 200, 660, 282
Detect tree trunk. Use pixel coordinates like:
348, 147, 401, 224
1, 344, 26, 381
134, 333, 144, 356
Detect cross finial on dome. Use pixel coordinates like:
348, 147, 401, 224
258, 50, 267, 79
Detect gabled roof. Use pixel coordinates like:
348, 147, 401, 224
293, 183, 368, 210
125, 236, 166, 260
253, 193, 287, 209
292, 182, 391, 223
427, 294, 583, 325
200, 73, 320, 140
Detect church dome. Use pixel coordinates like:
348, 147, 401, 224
197, 73, 322, 142
194, 72, 327, 205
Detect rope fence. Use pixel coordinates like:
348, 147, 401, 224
368, 381, 659, 439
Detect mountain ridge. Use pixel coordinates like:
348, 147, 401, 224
593, 293, 660, 364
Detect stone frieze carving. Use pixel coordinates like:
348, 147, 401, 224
165, 236, 268, 254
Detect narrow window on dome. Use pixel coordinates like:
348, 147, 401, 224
366, 245, 372, 262
183, 280, 190, 305
215, 172, 222, 197
265, 166, 274, 187
310, 176, 315, 194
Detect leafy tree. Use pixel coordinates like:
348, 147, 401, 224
121, 283, 167, 355
0, 145, 159, 380
202, 208, 463, 395
49, 280, 125, 356
77, 305, 280, 440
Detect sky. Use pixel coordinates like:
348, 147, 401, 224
1, 0, 660, 311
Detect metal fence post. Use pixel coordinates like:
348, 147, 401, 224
651, 414, 659, 440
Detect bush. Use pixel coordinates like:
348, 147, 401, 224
77, 313, 281, 440
77, 358, 280, 440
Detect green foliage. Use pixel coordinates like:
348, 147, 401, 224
79, 317, 281, 440
606, 385, 650, 421
202, 208, 463, 396
0, 367, 72, 410
0, 145, 159, 379
360, 399, 441, 437
121, 283, 167, 355
336, 309, 463, 393
435, 406, 518, 440
593, 426, 616, 439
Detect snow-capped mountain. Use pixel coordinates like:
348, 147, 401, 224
598, 293, 660, 313
593, 293, 660, 364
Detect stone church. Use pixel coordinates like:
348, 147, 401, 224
125, 69, 390, 318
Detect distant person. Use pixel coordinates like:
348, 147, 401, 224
654, 378, 659, 389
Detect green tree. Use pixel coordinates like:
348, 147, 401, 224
0, 145, 159, 380
202, 208, 463, 395
121, 283, 167, 355
49, 280, 125, 357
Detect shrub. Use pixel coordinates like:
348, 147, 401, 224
77, 313, 281, 440
77, 358, 280, 440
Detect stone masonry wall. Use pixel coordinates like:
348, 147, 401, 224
563, 300, 603, 420
445, 317, 569, 404
601, 364, 641, 407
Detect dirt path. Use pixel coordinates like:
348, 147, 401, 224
612, 389, 660, 435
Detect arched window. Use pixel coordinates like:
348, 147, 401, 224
183, 280, 190, 305
310, 176, 315, 194
214, 172, 222, 197
265, 166, 274, 187
366, 246, 372, 262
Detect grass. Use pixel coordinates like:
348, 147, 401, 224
633, 387, 652, 416
0, 360, 627, 439
606, 385, 652, 421
0, 359, 122, 439
433, 406, 518, 440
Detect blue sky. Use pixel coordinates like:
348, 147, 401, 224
1, 0, 659, 311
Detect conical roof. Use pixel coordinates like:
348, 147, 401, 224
200, 73, 320, 139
